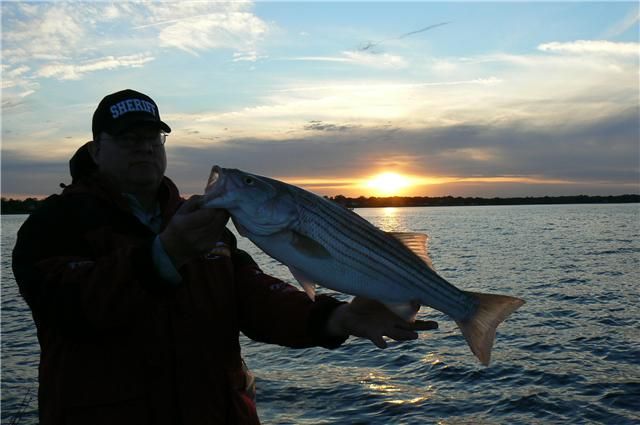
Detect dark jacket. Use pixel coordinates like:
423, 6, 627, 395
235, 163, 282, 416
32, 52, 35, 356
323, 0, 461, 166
12, 160, 346, 424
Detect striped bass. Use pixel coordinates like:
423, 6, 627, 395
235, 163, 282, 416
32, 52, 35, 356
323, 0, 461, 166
203, 166, 525, 365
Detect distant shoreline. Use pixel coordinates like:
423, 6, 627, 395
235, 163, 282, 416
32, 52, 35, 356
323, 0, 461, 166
2, 194, 638, 215
327, 194, 640, 209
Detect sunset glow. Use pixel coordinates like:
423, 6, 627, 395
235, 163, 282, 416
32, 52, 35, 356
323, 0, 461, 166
281, 174, 605, 198
365, 173, 414, 196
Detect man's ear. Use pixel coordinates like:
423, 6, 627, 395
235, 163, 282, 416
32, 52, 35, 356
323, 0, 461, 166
87, 140, 100, 164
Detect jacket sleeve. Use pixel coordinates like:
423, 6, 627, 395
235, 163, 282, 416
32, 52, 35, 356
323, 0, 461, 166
229, 238, 348, 349
12, 195, 171, 336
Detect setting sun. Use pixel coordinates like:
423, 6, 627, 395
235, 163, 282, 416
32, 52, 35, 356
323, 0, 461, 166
365, 172, 414, 196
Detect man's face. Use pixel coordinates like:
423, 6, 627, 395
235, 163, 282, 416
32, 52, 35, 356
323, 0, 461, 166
91, 124, 167, 194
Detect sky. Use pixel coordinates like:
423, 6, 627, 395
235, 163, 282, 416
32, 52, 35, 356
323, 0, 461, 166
1, 1, 639, 199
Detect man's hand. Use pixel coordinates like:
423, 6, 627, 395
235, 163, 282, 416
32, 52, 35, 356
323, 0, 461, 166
160, 195, 229, 268
325, 296, 438, 348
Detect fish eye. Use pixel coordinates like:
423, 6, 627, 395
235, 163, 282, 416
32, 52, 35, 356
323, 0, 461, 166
244, 176, 255, 186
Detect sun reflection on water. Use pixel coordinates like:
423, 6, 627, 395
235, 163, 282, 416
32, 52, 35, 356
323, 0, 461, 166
360, 370, 438, 406
368, 383, 402, 393
422, 352, 442, 366
360, 371, 400, 393
387, 385, 436, 405
377, 207, 403, 231
383, 207, 398, 216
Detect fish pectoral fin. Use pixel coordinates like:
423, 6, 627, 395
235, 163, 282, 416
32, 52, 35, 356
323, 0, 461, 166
288, 266, 317, 301
290, 230, 331, 259
387, 231, 434, 269
383, 301, 421, 322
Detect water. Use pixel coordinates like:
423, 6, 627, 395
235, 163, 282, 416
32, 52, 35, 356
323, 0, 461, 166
2, 204, 639, 424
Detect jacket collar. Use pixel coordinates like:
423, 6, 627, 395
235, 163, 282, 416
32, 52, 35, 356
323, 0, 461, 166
62, 174, 183, 226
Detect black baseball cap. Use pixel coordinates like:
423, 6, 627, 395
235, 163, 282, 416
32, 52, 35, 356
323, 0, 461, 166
92, 89, 171, 140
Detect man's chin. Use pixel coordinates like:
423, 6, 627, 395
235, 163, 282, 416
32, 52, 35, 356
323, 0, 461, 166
127, 169, 163, 189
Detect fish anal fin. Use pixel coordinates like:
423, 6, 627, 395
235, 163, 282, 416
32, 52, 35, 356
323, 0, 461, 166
456, 292, 525, 366
288, 266, 316, 301
387, 232, 434, 269
291, 231, 331, 259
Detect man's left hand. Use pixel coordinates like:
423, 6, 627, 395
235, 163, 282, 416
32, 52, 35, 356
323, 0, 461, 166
325, 296, 438, 348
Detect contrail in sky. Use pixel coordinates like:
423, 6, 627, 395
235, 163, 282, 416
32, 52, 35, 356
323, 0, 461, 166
360, 22, 451, 51
132, 13, 217, 29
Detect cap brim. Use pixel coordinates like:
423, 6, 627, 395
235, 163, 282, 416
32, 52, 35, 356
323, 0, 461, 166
110, 114, 172, 135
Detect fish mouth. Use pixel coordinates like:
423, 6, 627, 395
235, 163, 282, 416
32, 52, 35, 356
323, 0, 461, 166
205, 165, 224, 198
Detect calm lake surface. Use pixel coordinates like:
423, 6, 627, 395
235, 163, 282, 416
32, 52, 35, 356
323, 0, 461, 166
2, 204, 639, 424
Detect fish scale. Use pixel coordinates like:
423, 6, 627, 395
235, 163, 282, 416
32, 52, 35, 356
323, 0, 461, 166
296, 192, 475, 318
292, 186, 467, 303
298, 202, 400, 297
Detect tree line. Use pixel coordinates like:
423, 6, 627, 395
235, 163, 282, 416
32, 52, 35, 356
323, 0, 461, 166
1, 198, 44, 214
2, 194, 639, 215
326, 194, 640, 208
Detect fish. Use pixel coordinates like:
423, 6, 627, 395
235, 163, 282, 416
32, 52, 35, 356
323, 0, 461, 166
202, 166, 525, 365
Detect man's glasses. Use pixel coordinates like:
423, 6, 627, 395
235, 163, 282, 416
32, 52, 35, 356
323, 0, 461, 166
104, 132, 168, 149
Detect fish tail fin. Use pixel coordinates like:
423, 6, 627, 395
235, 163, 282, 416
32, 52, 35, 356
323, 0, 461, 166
455, 291, 525, 366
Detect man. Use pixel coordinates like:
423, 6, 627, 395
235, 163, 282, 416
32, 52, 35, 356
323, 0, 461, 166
12, 89, 437, 425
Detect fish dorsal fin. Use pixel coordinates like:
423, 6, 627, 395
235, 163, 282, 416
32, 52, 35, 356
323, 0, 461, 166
288, 266, 316, 301
290, 230, 331, 259
387, 231, 434, 269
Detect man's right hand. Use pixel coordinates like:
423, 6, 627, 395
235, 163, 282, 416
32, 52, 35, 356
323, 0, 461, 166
160, 195, 230, 268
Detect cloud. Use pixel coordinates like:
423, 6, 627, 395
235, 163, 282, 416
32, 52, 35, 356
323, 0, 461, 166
128, 2, 269, 55
1, 3, 86, 63
1, 63, 40, 111
1, 92, 34, 112
1, 2, 138, 99
284, 50, 408, 69
538, 40, 640, 56
157, 11, 269, 55
233, 51, 266, 62
341, 51, 408, 68
286, 56, 351, 63
160, 106, 639, 197
3, 103, 637, 198
304, 121, 357, 132
103, 4, 121, 20
0, 1, 267, 93
6, 17, 634, 169
36, 54, 156, 80
0, 149, 68, 197
273, 78, 501, 93
163, 77, 505, 139
1, 64, 31, 89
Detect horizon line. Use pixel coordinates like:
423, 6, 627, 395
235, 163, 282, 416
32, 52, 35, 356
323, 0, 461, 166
3, 193, 639, 201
